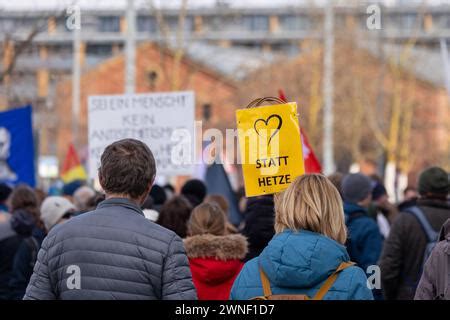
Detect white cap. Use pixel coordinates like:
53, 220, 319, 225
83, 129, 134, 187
143, 209, 159, 222
40, 196, 76, 230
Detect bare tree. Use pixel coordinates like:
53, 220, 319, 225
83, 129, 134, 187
148, 0, 190, 91
0, 7, 67, 107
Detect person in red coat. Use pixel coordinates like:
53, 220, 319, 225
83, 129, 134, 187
185, 202, 248, 300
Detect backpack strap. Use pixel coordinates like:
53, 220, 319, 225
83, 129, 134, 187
259, 268, 272, 297
258, 261, 355, 300
312, 261, 355, 300
405, 206, 439, 243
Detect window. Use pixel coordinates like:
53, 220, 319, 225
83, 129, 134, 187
441, 14, 450, 29
388, 13, 419, 30
242, 15, 269, 31
163, 16, 194, 32
0, 17, 41, 32
48, 44, 72, 57
147, 70, 158, 89
98, 16, 120, 32
208, 16, 224, 31
0, 18, 16, 32
279, 15, 311, 30
137, 16, 157, 33
401, 13, 419, 30
86, 44, 113, 56
202, 104, 212, 122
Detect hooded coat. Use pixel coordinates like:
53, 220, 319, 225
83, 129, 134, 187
414, 219, 450, 300
343, 202, 383, 272
185, 234, 248, 300
230, 230, 373, 300
0, 210, 39, 300
9, 227, 45, 300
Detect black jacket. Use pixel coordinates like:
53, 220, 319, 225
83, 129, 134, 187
8, 227, 45, 300
241, 196, 275, 262
379, 198, 450, 300
0, 210, 37, 300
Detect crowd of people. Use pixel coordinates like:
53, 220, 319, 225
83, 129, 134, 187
0, 138, 449, 300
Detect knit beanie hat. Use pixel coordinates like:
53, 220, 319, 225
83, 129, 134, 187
181, 179, 207, 207
40, 196, 76, 230
372, 182, 387, 201
62, 180, 84, 197
341, 173, 373, 204
418, 167, 449, 196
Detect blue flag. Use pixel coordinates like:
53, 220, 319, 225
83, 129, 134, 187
205, 163, 242, 226
0, 105, 35, 187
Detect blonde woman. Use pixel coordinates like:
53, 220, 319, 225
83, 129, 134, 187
230, 174, 373, 300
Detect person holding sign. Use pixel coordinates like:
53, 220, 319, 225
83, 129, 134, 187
230, 174, 373, 300
236, 97, 305, 197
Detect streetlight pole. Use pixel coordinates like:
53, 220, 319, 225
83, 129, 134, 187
440, 38, 450, 97
125, 0, 136, 94
322, 0, 335, 175
72, 5, 81, 148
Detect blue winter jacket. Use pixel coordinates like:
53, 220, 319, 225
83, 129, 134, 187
230, 230, 373, 300
343, 203, 383, 272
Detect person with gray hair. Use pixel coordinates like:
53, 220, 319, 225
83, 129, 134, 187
73, 185, 96, 213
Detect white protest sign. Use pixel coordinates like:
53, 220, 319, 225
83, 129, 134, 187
88, 91, 195, 179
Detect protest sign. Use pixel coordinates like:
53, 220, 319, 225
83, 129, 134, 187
236, 99, 305, 197
0, 105, 35, 187
88, 91, 195, 179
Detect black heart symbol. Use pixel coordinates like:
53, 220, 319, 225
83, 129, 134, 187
253, 114, 283, 146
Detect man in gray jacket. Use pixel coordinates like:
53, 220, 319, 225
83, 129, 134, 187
24, 139, 197, 300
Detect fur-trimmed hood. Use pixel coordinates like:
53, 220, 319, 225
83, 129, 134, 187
184, 234, 248, 260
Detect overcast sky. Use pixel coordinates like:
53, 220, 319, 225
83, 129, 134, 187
0, 0, 449, 11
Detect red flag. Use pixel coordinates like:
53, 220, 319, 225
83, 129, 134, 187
278, 89, 287, 102
278, 90, 322, 173
61, 143, 87, 183
300, 127, 322, 173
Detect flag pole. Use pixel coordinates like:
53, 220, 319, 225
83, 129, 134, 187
125, 0, 136, 94
72, 0, 81, 149
440, 38, 450, 98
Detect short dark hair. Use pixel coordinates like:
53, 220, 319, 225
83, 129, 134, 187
156, 195, 192, 238
149, 184, 167, 205
10, 184, 43, 229
99, 139, 156, 199
181, 179, 207, 207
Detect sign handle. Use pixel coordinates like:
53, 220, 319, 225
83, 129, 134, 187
245, 97, 286, 109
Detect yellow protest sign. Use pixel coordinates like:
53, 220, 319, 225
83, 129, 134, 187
236, 101, 305, 197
